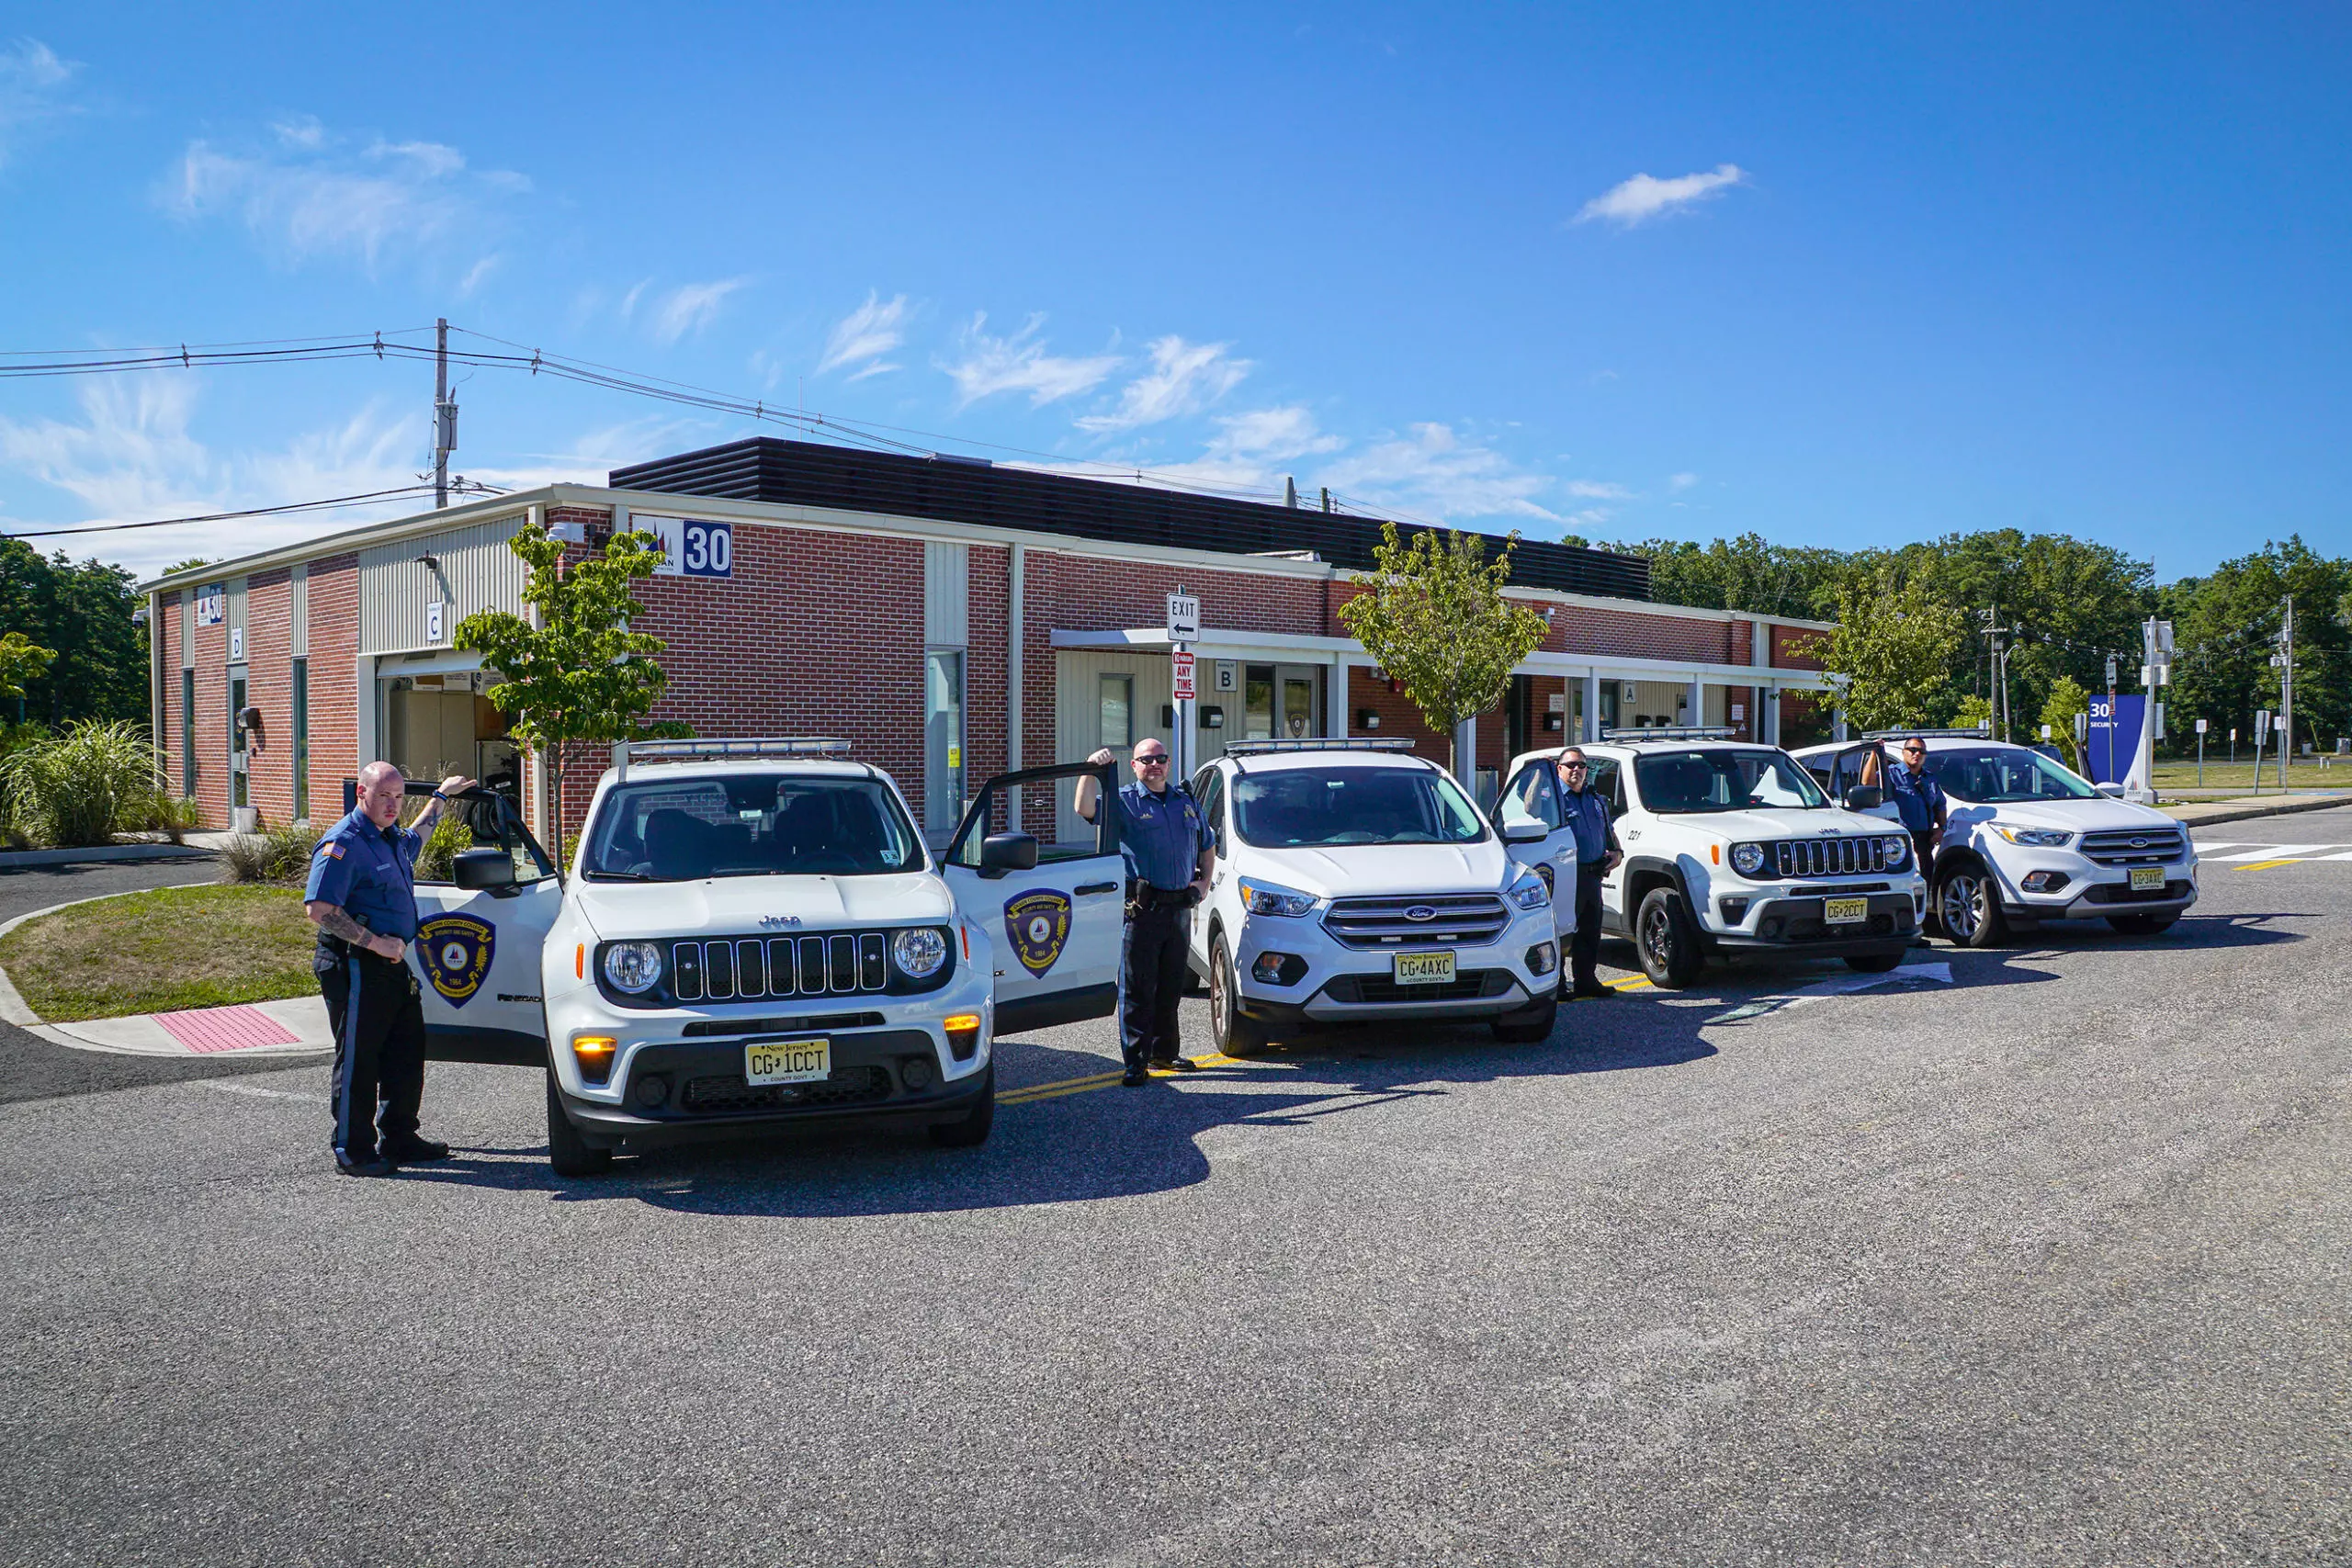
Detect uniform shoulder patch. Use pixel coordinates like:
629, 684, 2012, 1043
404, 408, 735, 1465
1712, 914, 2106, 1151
320, 841, 345, 859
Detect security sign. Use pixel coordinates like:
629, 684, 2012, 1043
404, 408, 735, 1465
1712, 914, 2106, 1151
1002, 889, 1073, 978
416, 914, 496, 1007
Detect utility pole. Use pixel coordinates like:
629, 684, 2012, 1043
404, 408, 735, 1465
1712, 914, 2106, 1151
2277, 595, 2294, 793
432, 317, 456, 509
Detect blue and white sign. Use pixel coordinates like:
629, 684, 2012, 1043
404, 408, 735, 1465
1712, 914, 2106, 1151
194, 583, 226, 626
2086, 694, 2147, 785
635, 513, 733, 579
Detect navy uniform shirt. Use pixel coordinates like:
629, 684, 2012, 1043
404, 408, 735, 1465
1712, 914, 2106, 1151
1103, 781, 1212, 891
303, 807, 425, 942
1561, 784, 1617, 864
1885, 761, 1948, 835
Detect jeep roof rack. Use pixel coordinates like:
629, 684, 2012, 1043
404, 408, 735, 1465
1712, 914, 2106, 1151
1859, 725, 1995, 740
1222, 738, 1419, 756
1598, 726, 1741, 742
612, 738, 851, 782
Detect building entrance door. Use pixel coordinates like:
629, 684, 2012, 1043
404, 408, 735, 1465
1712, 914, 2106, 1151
924, 649, 966, 838
1244, 663, 1323, 740
228, 667, 250, 818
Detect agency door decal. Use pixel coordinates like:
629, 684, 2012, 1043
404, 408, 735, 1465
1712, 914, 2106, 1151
417, 914, 496, 1006
1003, 890, 1073, 977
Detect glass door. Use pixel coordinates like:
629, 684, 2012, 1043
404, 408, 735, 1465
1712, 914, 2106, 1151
924, 650, 966, 837
1244, 665, 1275, 740
1278, 668, 1318, 739
228, 669, 250, 811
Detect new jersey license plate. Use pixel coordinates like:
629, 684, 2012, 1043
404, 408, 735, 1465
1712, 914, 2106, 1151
1392, 951, 1457, 986
745, 1037, 831, 1086
2129, 867, 2165, 892
1822, 897, 1870, 926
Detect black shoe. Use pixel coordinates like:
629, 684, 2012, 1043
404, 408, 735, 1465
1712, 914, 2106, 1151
336, 1155, 396, 1178
1573, 984, 1614, 1000
1121, 1065, 1149, 1087
381, 1135, 450, 1164
1149, 1055, 1201, 1073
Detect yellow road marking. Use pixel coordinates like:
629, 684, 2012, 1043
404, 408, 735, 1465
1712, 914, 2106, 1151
2233, 859, 2300, 871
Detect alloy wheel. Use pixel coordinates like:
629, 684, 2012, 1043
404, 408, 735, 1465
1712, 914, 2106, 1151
1939, 875, 1982, 941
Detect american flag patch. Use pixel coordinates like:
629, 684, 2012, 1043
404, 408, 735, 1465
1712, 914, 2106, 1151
321, 841, 345, 860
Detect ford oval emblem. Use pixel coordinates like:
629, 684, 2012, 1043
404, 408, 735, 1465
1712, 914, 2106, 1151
2130, 837, 2148, 849
1404, 906, 1437, 921
758, 914, 801, 929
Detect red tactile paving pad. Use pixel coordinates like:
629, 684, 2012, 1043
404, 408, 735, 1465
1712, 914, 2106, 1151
153, 1005, 303, 1054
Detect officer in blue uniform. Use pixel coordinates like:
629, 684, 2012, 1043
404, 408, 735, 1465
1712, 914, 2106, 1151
304, 761, 472, 1176
1555, 747, 1623, 999
1883, 736, 1948, 945
1077, 739, 1214, 1086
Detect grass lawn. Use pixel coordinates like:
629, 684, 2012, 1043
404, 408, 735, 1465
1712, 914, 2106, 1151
2147, 760, 2352, 793
0, 884, 318, 1022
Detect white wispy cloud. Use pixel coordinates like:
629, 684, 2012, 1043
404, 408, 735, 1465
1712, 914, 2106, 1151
1576, 163, 1747, 227
0, 37, 77, 169
818, 291, 911, 378
1668, 471, 1699, 491
1564, 479, 1634, 500
160, 118, 527, 278
1076, 336, 1250, 432
1316, 423, 1562, 524
647, 277, 751, 344
937, 313, 1122, 409
465, 415, 714, 492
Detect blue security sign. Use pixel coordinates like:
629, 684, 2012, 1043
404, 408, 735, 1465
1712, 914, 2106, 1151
637, 513, 733, 579
2086, 694, 2146, 784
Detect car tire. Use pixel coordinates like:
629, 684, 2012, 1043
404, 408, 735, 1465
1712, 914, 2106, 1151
546, 1072, 614, 1179
1209, 934, 1271, 1057
1490, 998, 1558, 1043
2106, 912, 2180, 936
1936, 861, 2009, 949
1843, 950, 1905, 973
927, 1063, 996, 1148
1634, 886, 1703, 989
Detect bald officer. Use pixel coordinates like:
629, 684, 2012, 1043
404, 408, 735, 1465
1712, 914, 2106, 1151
305, 761, 472, 1177
1076, 739, 1214, 1087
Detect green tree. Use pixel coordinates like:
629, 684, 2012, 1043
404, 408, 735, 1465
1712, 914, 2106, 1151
1610, 532, 1853, 621
1803, 567, 1969, 732
0, 632, 56, 701
2039, 676, 2090, 771
454, 524, 691, 863
1954, 694, 1994, 733
0, 543, 149, 726
2161, 536, 2349, 761
1337, 523, 1549, 773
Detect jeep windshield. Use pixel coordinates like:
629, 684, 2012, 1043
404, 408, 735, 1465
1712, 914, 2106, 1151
1633, 749, 1828, 813
582, 775, 926, 880
1921, 746, 2099, 804
1231, 767, 1488, 848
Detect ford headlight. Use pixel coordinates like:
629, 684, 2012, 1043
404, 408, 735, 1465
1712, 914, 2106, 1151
891, 926, 949, 979
602, 941, 663, 994
1731, 842, 1767, 876
1883, 835, 1911, 867
1996, 825, 2075, 848
1508, 866, 1550, 910
1238, 877, 1318, 917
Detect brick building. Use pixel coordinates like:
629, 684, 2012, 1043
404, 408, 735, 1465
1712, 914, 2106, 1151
141, 437, 1835, 844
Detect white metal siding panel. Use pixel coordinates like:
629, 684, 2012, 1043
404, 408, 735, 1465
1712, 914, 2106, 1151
226, 578, 249, 665
358, 513, 528, 655
923, 540, 968, 647
290, 562, 309, 657
180, 595, 194, 669
1052, 650, 1173, 845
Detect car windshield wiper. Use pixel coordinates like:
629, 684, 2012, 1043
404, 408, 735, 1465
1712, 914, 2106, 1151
584, 868, 652, 881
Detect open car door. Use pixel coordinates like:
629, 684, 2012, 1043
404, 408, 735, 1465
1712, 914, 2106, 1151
942, 761, 1126, 1037
1494, 755, 1579, 942
1826, 743, 1903, 823
404, 783, 562, 1066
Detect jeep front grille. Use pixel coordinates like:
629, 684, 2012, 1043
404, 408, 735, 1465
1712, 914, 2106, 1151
1321, 893, 1510, 949
671, 931, 890, 1002
1770, 838, 1901, 878
2080, 829, 2186, 866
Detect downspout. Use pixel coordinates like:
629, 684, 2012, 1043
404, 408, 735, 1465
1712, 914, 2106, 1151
1007, 542, 1024, 830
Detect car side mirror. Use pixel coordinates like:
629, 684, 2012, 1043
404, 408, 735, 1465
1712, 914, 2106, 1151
1501, 818, 1549, 843
978, 831, 1039, 877
453, 847, 517, 892
1842, 785, 1884, 811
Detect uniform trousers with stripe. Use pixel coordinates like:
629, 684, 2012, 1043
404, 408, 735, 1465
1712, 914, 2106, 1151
1119, 898, 1193, 1070
315, 943, 426, 1161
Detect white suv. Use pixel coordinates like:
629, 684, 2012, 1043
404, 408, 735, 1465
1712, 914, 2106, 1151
1789, 732, 2199, 945
1185, 740, 1567, 1054
1505, 729, 1925, 987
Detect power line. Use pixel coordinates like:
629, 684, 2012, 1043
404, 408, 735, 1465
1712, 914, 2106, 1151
3, 481, 503, 541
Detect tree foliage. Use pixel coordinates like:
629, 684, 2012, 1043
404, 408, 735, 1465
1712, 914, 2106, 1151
2039, 675, 2091, 772
0, 542, 149, 725
1801, 567, 1968, 732
0, 632, 57, 701
1337, 524, 1550, 771
2158, 536, 2348, 758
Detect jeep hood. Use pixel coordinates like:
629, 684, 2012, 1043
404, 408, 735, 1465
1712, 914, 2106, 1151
1236, 840, 1515, 898
1646, 807, 1891, 843
565, 872, 953, 941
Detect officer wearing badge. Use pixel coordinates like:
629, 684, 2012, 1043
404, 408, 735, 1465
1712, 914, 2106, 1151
1076, 738, 1214, 1087
304, 761, 473, 1177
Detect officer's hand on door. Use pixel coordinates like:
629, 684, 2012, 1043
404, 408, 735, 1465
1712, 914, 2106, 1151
1087, 748, 1116, 768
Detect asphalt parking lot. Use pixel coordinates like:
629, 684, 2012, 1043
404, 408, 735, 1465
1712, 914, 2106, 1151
3, 816, 2347, 1566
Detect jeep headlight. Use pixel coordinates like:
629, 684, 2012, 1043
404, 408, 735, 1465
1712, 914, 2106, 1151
1238, 877, 1317, 917
1507, 866, 1550, 910
1883, 835, 1911, 868
602, 941, 663, 994
1995, 825, 2075, 848
1730, 842, 1767, 877
891, 926, 949, 979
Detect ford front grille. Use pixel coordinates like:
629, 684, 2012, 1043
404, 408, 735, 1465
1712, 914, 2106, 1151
1322, 893, 1510, 949
2080, 829, 2185, 866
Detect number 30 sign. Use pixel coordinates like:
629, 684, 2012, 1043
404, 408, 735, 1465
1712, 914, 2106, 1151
638, 514, 734, 580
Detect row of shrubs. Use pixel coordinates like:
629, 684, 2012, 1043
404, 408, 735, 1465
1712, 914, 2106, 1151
0, 720, 205, 850
220, 808, 470, 885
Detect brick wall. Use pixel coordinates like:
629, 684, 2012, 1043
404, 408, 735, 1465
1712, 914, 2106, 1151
1772, 623, 1826, 671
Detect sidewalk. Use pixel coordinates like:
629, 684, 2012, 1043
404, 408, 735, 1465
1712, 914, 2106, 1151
2160, 793, 2350, 829
6, 992, 332, 1058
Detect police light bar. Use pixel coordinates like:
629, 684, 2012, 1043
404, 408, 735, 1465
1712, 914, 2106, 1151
1860, 726, 1995, 740
1599, 726, 1739, 741
613, 738, 851, 781
1222, 738, 1418, 755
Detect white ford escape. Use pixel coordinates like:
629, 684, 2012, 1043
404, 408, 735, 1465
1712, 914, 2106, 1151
1184, 739, 1568, 1055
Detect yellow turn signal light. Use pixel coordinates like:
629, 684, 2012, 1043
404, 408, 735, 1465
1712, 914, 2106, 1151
572, 1034, 618, 1084
942, 1014, 982, 1034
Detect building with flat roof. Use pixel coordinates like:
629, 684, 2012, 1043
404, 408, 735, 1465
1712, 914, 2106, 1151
141, 436, 1836, 841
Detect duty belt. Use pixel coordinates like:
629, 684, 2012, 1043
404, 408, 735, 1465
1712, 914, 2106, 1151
1125, 881, 1194, 910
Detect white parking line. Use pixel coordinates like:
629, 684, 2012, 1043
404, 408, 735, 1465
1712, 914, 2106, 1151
2200, 844, 2338, 861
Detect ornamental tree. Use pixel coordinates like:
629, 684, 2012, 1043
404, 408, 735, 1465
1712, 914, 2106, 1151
1337, 523, 1550, 775
0, 630, 56, 703
1802, 567, 1968, 734
455, 523, 691, 865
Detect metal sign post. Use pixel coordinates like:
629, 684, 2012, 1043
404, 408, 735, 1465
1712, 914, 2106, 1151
1167, 590, 1199, 783
2195, 716, 2208, 787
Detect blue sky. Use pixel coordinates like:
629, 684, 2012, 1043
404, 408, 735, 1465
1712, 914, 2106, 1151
1, 3, 2346, 581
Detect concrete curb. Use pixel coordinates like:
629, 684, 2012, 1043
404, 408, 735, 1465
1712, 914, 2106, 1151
0, 842, 216, 869
2161, 795, 2351, 829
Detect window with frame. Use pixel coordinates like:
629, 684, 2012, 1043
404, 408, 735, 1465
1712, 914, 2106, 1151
1099, 673, 1134, 751
1498, 761, 1563, 829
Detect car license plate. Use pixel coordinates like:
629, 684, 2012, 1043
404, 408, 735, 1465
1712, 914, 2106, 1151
2129, 867, 2165, 892
745, 1037, 831, 1086
1822, 897, 1870, 926
1392, 951, 1456, 986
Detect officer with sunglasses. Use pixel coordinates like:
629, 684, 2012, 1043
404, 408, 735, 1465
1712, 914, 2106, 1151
1554, 748, 1622, 999
1076, 739, 1215, 1086
1884, 736, 1948, 943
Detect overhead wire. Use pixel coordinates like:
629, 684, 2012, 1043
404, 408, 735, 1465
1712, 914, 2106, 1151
3, 481, 503, 541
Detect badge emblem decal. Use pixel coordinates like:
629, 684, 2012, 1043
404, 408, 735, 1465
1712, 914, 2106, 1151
1003, 890, 1073, 978
1404, 906, 1437, 921
416, 914, 496, 1007
758, 914, 802, 929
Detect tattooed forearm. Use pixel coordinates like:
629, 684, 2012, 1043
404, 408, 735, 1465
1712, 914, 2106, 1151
308, 902, 371, 945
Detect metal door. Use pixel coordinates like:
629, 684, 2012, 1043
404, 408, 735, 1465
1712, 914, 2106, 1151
404, 785, 563, 1065
228, 668, 250, 813
1496, 758, 1579, 941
